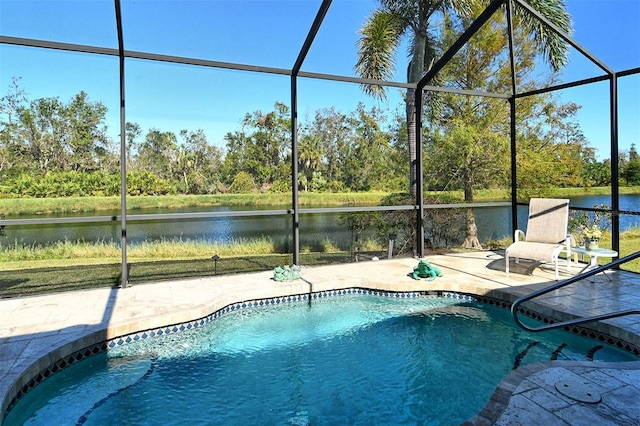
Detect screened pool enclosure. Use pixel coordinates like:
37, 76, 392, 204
0, 0, 638, 290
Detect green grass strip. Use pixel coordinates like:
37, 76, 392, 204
0, 252, 375, 298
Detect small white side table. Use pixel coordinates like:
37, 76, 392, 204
571, 246, 618, 282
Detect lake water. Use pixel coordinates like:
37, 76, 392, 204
2, 194, 640, 250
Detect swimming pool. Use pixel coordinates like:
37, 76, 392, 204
5, 293, 638, 425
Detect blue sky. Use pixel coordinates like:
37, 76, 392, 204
0, 0, 638, 160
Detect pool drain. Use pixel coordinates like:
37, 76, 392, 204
554, 380, 602, 403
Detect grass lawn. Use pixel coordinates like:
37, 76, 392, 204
3, 187, 640, 215
0, 251, 392, 298
2, 240, 638, 299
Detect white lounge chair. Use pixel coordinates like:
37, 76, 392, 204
505, 198, 571, 280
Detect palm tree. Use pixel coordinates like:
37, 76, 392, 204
297, 134, 324, 191
355, 0, 572, 197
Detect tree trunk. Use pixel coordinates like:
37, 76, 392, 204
406, 88, 417, 197
462, 177, 482, 249
462, 208, 483, 249
406, 21, 426, 198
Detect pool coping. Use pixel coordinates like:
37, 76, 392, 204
463, 359, 640, 425
2, 254, 640, 423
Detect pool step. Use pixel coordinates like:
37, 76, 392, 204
513, 341, 608, 369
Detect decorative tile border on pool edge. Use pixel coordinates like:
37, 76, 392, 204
429, 289, 640, 357
4, 287, 638, 419
472, 292, 640, 357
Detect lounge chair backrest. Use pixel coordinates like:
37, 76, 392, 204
525, 198, 570, 244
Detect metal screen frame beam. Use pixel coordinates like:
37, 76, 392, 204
114, 0, 128, 288
505, 1, 519, 229
290, 0, 332, 265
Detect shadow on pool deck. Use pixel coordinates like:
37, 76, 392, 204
1, 250, 639, 424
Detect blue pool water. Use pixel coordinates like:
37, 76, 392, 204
5, 295, 638, 425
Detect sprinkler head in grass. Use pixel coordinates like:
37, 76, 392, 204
211, 254, 220, 275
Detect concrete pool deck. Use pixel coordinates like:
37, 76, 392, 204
1, 250, 639, 424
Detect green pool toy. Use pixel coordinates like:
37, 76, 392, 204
273, 264, 301, 281
411, 259, 443, 281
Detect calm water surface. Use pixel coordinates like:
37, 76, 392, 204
2, 194, 640, 249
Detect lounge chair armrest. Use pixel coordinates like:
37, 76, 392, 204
514, 229, 525, 242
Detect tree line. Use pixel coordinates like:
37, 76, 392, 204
0, 75, 626, 200
0, 79, 409, 197
0, 1, 629, 202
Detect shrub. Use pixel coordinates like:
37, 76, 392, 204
229, 171, 257, 194
373, 192, 466, 255
127, 172, 174, 196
